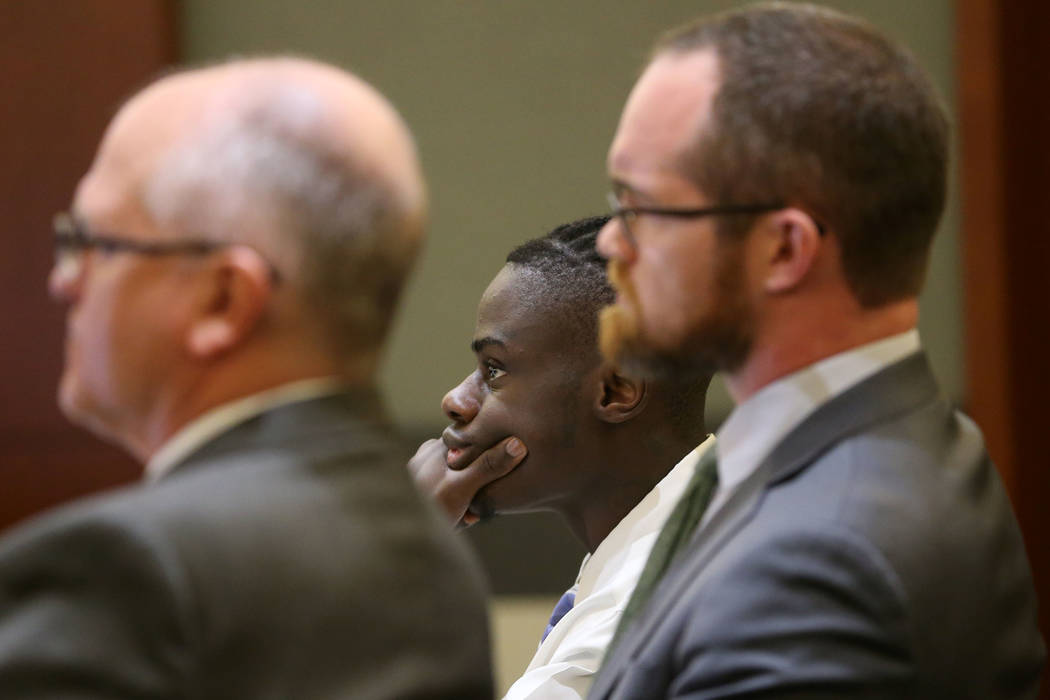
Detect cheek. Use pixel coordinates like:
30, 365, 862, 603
471, 399, 514, 443
81, 273, 184, 397
482, 363, 598, 502
67, 277, 122, 383
57, 274, 131, 427
632, 247, 710, 341
474, 388, 567, 464
478, 390, 550, 445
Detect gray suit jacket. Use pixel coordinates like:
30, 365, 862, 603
0, 389, 493, 699
589, 353, 1044, 699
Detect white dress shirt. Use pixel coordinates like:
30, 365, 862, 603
145, 377, 348, 482
502, 435, 717, 700
705, 329, 921, 527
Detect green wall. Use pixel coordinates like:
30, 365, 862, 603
181, 0, 961, 431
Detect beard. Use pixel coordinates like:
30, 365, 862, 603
598, 261, 641, 367
599, 246, 755, 381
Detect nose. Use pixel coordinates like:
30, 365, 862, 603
442, 373, 481, 424
48, 253, 84, 304
597, 217, 634, 262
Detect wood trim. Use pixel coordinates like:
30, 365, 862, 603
957, 0, 1050, 693
0, 0, 177, 529
956, 0, 1015, 488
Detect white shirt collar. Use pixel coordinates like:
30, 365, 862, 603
716, 329, 921, 497
145, 377, 348, 483
577, 434, 717, 600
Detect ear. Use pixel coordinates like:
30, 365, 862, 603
594, 364, 649, 424
186, 246, 274, 359
761, 208, 823, 295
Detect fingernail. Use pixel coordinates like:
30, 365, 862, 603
506, 438, 525, 457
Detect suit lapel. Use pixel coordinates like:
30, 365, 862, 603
757, 351, 938, 488
591, 352, 941, 698
592, 448, 773, 697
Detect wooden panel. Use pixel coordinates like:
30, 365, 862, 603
956, 0, 1014, 485
0, 0, 176, 529
957, 0, 1050, 693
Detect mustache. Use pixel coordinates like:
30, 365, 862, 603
606, 259, 631, 298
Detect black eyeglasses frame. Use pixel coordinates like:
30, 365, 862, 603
605, 192, 827, 249
52, 212, 281, 283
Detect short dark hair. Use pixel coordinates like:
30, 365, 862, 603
655, 2, 949, 307
506, 215, 615, 345
507, 216, 709, 438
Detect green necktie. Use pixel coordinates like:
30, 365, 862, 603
607, 446, 719, 655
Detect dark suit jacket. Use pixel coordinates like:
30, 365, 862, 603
0, 389, 493, 699
589, 353, 1045, 699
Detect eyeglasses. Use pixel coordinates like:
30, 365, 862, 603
52, 212, 280, 282
605, 192, 785, 250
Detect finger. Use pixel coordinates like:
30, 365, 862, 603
411, 438, 443, 459
460, 437, 526, 486
407, 438, 445, 478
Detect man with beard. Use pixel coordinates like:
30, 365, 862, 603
590, 4, 1045, 699
0, 58, 493, 698
409, 216, 712, 699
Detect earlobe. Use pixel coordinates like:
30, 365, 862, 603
764, 210, 822, 294
185, 247, 273, 360
188, 318, 237, 357
595, 366, 649, 424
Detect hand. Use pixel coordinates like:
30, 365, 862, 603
407, 436, 527, 527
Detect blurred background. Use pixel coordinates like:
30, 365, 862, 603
1, 0, 1046, 694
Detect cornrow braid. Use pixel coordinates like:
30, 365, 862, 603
505, 214, 708, 441
505, 215, 614, 322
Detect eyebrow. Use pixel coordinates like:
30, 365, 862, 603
471, 336, 506, 353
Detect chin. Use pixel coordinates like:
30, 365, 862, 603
56, 375, 129, 453
473, 470, 546, 518
472, 481, 518, 517
56, 370, 87, 423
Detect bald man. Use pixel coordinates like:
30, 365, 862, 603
0, 58, 494, 699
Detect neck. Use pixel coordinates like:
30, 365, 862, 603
131, 342, 375, 463
558, 419, 705, 553
726, 297, 918, 403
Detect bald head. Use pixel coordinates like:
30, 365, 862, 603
54, 57, 428, 457
83, 57, 426, 356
